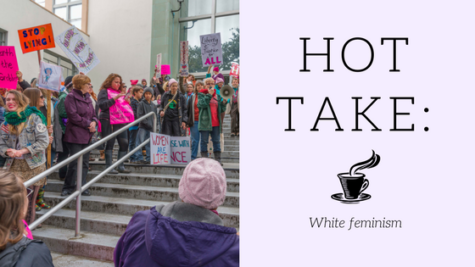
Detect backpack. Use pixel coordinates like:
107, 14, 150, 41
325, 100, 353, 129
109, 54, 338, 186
0, 237, 42, 267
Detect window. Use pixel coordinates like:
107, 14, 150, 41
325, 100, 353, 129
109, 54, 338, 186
179, 0, 239, 74
44, 50, 78, 78
53, 0, 83, 29
35, 0, 46, 7
0, 29, 7, 46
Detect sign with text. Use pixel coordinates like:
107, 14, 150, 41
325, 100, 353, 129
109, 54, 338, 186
200, 33, 223, 67
150, 133, 170, 165
18, 23, 55, 54
170, 136, 191, 164
56, 26, 100, 74
0, 46, 19, 89
230, 62, 240, 77
155, 53, 162, 78
37, 61, 63, 92
180, 41, 189, 77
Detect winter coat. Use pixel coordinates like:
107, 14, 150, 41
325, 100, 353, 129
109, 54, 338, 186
114, 201, 239, 267
57, 91, 68, 133
97, 89, 116, 120
212, 73, 224, 83
0, 113, 49, 169
0, 237, 54, 267
197, 92, 226, 132
137, 99, 157, 131
159, 90, 188, 124
63, 89, 98, 144
0, 107, 4, 125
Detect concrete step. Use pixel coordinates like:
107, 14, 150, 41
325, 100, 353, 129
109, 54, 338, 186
52, 252, 114, 267
88, 162, 240, 178
43, 192, 240, 228
88, 154, 239, 164
90, 150, 240, 158
37, 209, 131, 236
48, 171, 240, 191
45, 182, 239, 208
224, 140, 240, 145
33, 225, 118, 262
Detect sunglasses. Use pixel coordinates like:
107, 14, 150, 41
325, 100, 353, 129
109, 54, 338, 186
40, 95, 44, 99
26, 188, 33, 198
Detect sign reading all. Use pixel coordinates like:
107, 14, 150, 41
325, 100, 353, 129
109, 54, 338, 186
200, 33, 223, 67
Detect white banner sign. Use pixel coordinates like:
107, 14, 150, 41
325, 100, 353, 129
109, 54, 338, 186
170, 136, 191, 164
37, 61, 63, 92
56, 26, 100, 74
150, 133, 190, 165
180, 41, 189, 77
200, 33, 223, 67
155, 53, 162, 78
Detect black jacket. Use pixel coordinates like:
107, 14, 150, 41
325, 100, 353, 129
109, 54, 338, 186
0, 237, 54, 267
138, 99, 157, 131
186, 93, 196, 127
159, 91, 188, 124
97, 89, 116, 120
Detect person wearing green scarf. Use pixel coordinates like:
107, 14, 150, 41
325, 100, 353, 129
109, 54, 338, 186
0, 90, 49, 226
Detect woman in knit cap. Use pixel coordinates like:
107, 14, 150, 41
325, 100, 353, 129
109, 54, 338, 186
114, 158, 239, 267
159, 79, 188, 137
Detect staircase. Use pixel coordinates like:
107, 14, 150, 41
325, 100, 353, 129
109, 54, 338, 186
34, 115, 239, 266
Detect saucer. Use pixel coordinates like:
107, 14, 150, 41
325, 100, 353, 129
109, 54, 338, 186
331, 193, 371, 203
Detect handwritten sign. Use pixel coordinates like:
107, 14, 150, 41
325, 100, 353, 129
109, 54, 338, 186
170, 136, 191, 164
18, 23, 55, 54
150, 132, 170, 165
56, 26, 100, 74
0, 47, 19, 89
37, 61, 63, 92
200, 33, 223, 67
180, 41, 189, 77
155, 53, 162, 78
230, 62, 240, 77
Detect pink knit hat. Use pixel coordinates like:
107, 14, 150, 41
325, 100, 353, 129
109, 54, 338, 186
168, 78, 178, 87
130, 80, 138, 86
213, 66, 219, 72
179, 158, 226, 210
216, 78, 224, 84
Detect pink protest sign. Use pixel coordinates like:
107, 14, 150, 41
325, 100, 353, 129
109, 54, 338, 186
107, 89, 134, 125
0, 46, 19, 89
230, 62, 240, 77
161, 64, 170, 75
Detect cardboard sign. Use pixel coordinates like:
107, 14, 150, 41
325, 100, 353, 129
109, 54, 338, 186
37, 61, 63, 92
56, 26, 100, 74
18, 23, 55, 54
200, 33, 223, 67
180, 41, 189, 77
150, 133, 170, 165
170, 136, 191, 164
0, 46, 19, 89
230, 62, 240, 77
155, 54, 162, 78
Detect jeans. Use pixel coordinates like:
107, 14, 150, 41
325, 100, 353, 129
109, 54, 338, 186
162, 118, 181, 137
200, 126, 220, 152
190, 121, 200, 160
136, 128, 151, 161
128, 129, 139, 162
62, 143, 90, 192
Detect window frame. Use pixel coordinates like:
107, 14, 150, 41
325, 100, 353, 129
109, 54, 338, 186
53, 0, 82, 27
44, 50, 79, 78
0, 28, 7, 46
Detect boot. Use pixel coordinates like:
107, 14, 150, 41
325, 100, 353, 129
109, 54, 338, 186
214, 151, 223, 166
99, 150, 105, 161
105, 150, 118, 174
117, 151, 131, 173
201, 151, 208, 158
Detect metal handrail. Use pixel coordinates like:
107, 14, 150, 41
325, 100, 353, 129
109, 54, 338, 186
24, 111, 157, 233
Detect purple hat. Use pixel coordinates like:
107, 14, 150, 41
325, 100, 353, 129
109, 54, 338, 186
216, 78, 224, 84
179, 158, 226, 210
213, 66, 219, 72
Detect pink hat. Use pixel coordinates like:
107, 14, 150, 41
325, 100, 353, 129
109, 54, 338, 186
130, 80, 138, 86
179, 158, 226, 210
168, 78, 178, 87
216, 78, 224, 84
213, 66, 219, 72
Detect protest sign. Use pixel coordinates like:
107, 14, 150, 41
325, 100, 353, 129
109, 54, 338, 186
107, 89, 134, 125
155, 54, 162, 78
161, 65, 170, 75
0, 46, 19, 89
37, 61, 63, 92
180, 41, 189, 77
170, 136, 191, 164
200, 33, 223, 67
230, 62, 240, 77
150, 133, 170, 165
56, 26, 100, 74
18, 23, 55, 54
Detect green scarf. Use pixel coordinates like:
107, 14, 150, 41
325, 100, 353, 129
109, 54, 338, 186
5, 106, 47, 126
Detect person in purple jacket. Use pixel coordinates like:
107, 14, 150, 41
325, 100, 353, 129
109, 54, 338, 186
114, 158, 239, 267
61, 74, 98, 197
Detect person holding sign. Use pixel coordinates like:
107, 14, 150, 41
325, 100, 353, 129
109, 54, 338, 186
98, 74, 132, 174
0, 90, 49, 225
159, 79, 188, 137
197, 78, 227, 165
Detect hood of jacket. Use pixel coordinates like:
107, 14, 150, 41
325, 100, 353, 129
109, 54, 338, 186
144, 202, 238, 266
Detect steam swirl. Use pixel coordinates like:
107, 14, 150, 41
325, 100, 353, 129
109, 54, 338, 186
349, 150, 381, 176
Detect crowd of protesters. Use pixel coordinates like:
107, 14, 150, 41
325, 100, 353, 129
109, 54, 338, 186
0, 65, 240, 266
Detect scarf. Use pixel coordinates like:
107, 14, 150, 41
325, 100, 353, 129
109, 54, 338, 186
5, 106, 47, 126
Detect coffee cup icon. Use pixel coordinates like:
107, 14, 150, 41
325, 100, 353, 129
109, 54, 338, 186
331, 151, 380, 203
337, 173, 369, 199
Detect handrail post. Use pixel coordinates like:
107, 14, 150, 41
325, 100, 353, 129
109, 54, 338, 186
75, 155, 82, 237
153, 113, 157, 133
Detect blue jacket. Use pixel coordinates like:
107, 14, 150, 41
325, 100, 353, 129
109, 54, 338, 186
114, 202, 239, 267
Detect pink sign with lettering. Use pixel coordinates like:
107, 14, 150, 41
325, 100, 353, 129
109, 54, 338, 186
0, 46, 19, 89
